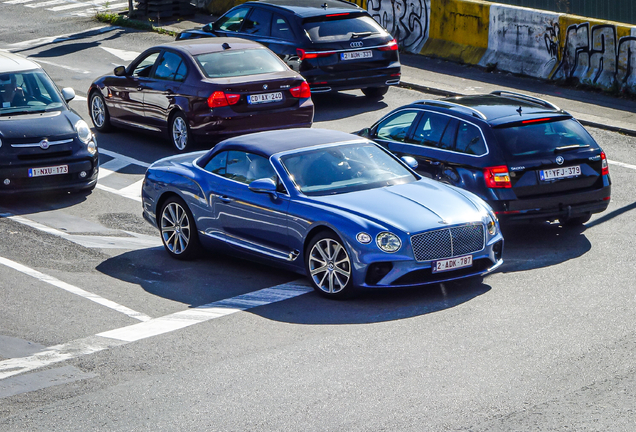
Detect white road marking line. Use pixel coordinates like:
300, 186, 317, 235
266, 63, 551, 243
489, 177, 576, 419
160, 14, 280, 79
608, 160, 636, 171
0, 281, 312, 380
0, 256, 152, 322
5, 26, 117, 50
101, 46, 141, 62
49, 2, 92, 10
32, 58, 90, 74
4, 0, 35, 3
25, 0, 66, 8
96, 183, 142, 202
99, 148, 150, 168
118, 179, 144, 197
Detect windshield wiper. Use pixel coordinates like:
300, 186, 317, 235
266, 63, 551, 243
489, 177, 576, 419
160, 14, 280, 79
351, 31, 374, 39
555, 144, 590, 152
0, 108, 48, 116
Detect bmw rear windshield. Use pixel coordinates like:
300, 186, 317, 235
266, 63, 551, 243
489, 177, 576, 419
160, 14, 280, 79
302, 14, 388, 43
493, 118, 599, 158
196, 49, 288, 78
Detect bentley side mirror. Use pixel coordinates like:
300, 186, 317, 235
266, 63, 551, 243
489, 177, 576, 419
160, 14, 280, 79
401, 156, 418, 170
61, 88, 75, 102
114, 66, 126, 76
249, 178, 278, 197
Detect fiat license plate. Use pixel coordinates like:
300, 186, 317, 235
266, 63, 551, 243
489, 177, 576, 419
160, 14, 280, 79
432, 255, 473, 273
540, 165, 581, 181
28, 165, 68, 178
248, 92, 283, 105
341, 50, 372, 61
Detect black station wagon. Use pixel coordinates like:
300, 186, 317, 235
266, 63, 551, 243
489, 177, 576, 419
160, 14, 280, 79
176, 0, 401, 98
359, 91, 611, 225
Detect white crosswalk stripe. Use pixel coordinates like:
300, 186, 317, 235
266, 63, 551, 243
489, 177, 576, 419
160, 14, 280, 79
4, 0, 128, 17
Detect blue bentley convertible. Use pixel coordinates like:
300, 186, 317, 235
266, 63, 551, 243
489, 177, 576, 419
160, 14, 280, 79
142, 128, 504, 298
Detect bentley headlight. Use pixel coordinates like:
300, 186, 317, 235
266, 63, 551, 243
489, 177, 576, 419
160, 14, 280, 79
486, 213, 498, 236
376, 232, 401, 253
75, 120, 92, 144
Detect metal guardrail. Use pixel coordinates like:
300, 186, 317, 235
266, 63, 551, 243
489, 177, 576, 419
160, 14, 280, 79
490, 0, 636, 25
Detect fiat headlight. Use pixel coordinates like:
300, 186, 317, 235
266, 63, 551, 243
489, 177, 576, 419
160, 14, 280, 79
376, 232, 401, 253
75, 120, 92, 144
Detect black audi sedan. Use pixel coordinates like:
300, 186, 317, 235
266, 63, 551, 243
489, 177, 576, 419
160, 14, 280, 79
176, 0, 401, 98
87, 38, 314, 152
0, 52, 98, 195
358, 91, 611, 225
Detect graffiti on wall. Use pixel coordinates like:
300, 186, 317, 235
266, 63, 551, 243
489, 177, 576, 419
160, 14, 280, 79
552, 22, 636, 91
367, 0, 429, 53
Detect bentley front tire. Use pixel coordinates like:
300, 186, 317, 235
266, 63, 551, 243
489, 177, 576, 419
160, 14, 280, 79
305, 231, 355, 299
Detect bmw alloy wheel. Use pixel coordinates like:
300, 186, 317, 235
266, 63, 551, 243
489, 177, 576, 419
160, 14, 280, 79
171, 114, 189, 151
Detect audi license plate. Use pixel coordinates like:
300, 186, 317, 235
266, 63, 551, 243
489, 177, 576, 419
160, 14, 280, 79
248, 92, 283, 105
28, 165, 68, 178
432, 255, 473, 274
341, 50, 372, 61
540, 165, 581, 181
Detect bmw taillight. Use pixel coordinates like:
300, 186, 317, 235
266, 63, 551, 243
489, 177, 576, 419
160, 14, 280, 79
207, 91, 240, 108
378, 39, 399, 51
484, 165, 512, 188
601, 151, 609, 175
290, 82, 311, 99
296, 48, 335, 61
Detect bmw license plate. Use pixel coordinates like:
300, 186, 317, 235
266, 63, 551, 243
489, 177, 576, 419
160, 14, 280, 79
432, 255, 473, 273
341, 50, 372, 61
248, 92, 283, 104
28, 165, 68, 177
540, 165, 581, 181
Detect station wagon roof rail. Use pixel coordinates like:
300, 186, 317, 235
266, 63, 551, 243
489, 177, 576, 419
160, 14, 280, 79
413, 99, 487, 120
489, 90, 560, 111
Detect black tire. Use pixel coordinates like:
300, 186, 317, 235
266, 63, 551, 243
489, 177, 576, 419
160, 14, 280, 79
169, 111, 192, 152
305, 231, 355, 299
159, 196, 200, 260
560, 213, 592, 226
89, 91, 112, 132
362, 86, 389, 99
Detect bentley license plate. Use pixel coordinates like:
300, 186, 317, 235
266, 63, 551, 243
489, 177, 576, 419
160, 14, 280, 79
432, 255, 473, 273
341, 50, 372, 61
248, 92, 283, 104
28, 165, 69, 177
540, 165, 581, 180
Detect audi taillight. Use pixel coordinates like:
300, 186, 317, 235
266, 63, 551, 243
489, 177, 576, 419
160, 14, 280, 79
290, 82, 311, 99
601, 151, 609, 175
484, 165, 512, 188
296, 48, 334, 61
207, 91, 240, 108
378, 39, 399, 51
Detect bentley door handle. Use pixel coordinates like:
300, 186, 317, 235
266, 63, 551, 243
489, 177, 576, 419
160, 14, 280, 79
219, 196, 232, 203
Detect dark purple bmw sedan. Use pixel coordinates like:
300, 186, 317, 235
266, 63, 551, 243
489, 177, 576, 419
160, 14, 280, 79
87, 38, 314, 151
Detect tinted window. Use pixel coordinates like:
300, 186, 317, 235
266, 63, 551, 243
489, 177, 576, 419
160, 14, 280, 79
303, 15, 386, 42
281, 143, 416, 196
204, 151, 227, 175
0, 70, 64, 114
153, 51, 186, 81
243, 8, 272, 36
375, 111, 417, 142
196, 49, 287, 78
271, 14, 294, 40
409, 112, 451, 148
133, 52, 159, 77
455, 122, 486, 155
493, 119, 597, 158
215, 7, 249, 32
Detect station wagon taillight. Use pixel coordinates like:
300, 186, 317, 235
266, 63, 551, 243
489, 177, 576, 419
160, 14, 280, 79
207, 91, 240, 108
601, 151, 609, 175
378, 39, 399, 51
296, 49, 335, 61
290, 82, 311, 99
484, 165, 512, 188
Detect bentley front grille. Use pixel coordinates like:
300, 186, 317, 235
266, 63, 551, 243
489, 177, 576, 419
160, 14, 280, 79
411, 223, 485, 262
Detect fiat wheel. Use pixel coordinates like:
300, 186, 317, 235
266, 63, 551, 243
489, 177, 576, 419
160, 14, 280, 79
169, 112, 191, 152
89, 91, 112, 132
305, 231, 355, 299
159, 196, 200, 260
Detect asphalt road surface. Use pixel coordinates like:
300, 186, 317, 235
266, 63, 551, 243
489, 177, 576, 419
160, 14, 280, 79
1, 7, 636, 431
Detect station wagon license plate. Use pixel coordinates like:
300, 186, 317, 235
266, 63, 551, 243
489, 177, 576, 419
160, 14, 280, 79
540, 165, 581, 181
341, 50, 372, 61
28, 165, 68, 177
248, 92, 283, 104
432, 255, 473, 273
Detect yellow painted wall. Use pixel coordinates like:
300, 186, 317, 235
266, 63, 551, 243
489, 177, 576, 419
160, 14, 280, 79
207, 0, 367, 15
420, 0, 491, 65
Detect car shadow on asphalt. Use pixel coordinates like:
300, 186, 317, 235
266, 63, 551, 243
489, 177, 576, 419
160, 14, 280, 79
312, 91, 389, 122
0, 189, 92, 216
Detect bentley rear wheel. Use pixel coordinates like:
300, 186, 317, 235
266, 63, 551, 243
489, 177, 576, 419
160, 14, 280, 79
159, 196, 200, 260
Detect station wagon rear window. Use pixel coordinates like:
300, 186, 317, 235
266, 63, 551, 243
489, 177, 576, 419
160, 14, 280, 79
303, 15, 386, 42
196, 49, 287, 78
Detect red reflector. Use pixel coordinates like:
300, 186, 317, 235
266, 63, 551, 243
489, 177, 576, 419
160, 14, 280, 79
290, 82, 311, 99
603, 196, 611, 201
296, 48, 334, 61
495, 210, 521, 215
484, 165, 512, 188
378, 39, 399, 51
521, 117, 552, 124
326, 13, 349, 17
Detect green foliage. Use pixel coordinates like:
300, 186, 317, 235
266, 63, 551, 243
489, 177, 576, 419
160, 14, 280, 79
94, 12, 177, 37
